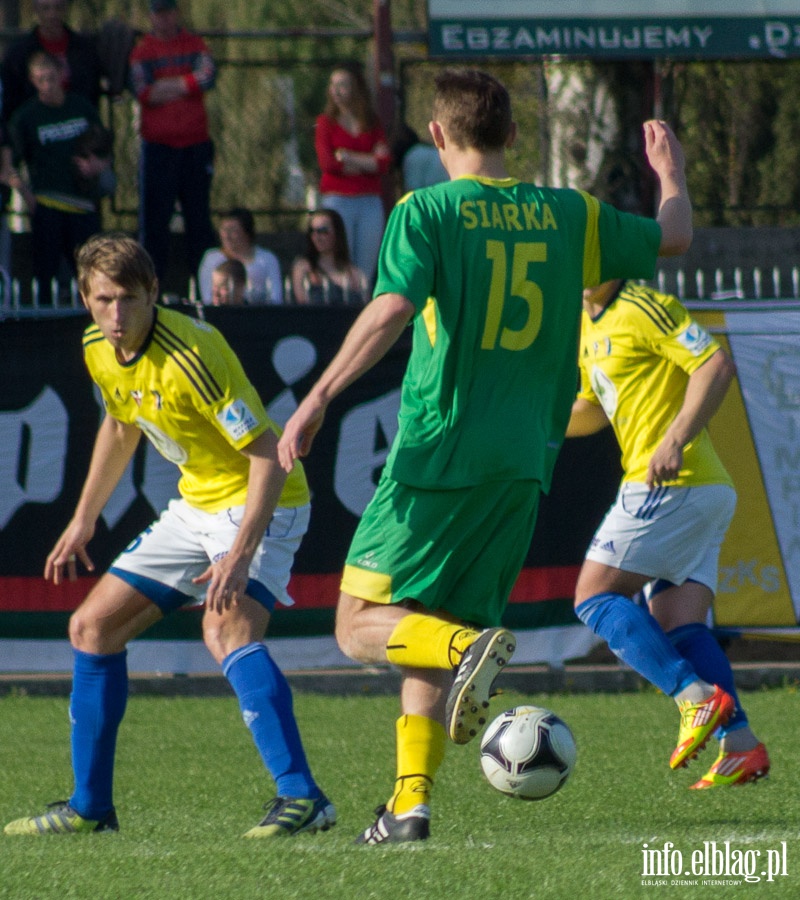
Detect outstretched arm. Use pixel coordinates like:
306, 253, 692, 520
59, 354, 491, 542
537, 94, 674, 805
643, 120, 693, 257
277, 292, 414, 470
45, 415, 141, 583
647, 348, 736, 487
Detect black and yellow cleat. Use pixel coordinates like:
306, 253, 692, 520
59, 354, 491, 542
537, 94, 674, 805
4, 801, 119, 835
243, 794, 336, 838
446, 627, 516, 744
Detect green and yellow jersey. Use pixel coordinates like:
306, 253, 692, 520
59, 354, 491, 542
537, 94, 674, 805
374, 175, 661, 491
83, 306, 309, 512
577, 281, 731, 487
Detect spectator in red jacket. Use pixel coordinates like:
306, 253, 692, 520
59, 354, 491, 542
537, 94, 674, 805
129, 0, 216, 283
314, 64, 391, 284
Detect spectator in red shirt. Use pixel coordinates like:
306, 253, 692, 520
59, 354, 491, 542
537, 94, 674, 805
314, 64, 391, 284
129, 0, 216, 284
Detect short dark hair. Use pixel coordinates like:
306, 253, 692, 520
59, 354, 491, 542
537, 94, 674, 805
76, 233, 156, 298
220, 207, 256, 242
28, 50, 60, 76
432, 69, 512, 151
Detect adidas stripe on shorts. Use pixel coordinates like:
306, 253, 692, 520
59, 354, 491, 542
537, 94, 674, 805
584, 483, 736, 592
109, 497, 310, 612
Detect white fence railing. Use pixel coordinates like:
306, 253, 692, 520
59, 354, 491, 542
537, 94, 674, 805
4, 267, 800, 318
655, 266, 800, 301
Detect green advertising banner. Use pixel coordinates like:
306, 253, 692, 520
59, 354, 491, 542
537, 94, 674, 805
428, 1, 800, 59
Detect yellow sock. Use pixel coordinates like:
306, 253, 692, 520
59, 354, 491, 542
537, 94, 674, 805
388, 714, 447, 815
385, 613, 481, 669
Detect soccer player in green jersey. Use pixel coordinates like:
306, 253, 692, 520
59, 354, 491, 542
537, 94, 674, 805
278, 68, 693, 843
4, 233, 334, 838
568, 279, 769, 787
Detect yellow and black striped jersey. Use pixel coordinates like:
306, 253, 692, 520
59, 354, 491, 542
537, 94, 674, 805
577, 282, 732, 487
83, 306, 309, 512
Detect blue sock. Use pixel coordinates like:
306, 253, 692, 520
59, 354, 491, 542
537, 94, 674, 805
223, 643, 318, 799
575, 593, 697, 696
667, 623, 747, 734
68, 649, 128, 820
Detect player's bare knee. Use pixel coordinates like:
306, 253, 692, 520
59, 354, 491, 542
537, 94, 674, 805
574, 564, 620, 607
68, 608, 103, 652
334, 599, 356, 656
334, 620, 374, 664
201, 621, 227, 664
573, 578, 596, 608
201, 616, 257, 665
334, 620, 359, 661
67, 610, 86, 648
335, 594, 391, 662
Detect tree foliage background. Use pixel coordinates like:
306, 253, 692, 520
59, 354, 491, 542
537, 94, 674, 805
6, 0, 800, 231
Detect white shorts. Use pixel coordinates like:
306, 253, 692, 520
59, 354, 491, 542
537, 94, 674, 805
109, 498, 310, 613
585, 483, 736, 593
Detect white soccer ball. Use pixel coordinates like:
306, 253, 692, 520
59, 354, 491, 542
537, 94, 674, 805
479, 705, 577, 800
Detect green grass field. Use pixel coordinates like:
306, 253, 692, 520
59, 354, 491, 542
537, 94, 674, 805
0, 685, 796, 900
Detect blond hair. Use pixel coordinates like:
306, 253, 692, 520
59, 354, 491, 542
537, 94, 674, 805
76, 233, 157, 298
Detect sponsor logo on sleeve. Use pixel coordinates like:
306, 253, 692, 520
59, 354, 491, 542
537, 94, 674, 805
217, 399, 259, 441
676, 322, 712, 356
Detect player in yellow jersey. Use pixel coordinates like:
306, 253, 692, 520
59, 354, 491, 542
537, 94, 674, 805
568, 279, 769, 787
4, 233, 335, 838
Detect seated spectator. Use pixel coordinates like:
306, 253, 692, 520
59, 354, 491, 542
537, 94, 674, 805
290, 208, 368, 306
198, 207, 283, 305
210, 258, 247, 306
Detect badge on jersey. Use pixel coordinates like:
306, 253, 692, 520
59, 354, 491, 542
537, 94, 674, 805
136, 417, 188, 464
590, 365, 618, 420
676, 321, 712, 356
217, 399, 259, 441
